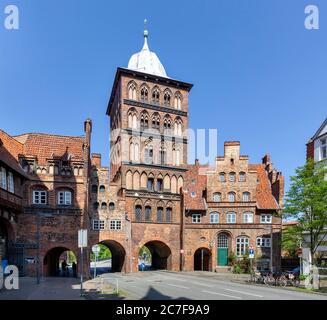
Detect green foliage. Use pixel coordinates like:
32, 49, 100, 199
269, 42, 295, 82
282, 226, 301, 257
232, 253, 251, 274
90, 244, 112, 262
139, 246, 152, 262
67, 251, 77, 264
228, 252, 237, 266
283, 159, 327, 258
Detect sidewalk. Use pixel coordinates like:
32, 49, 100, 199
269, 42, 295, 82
0, 277, 84, 300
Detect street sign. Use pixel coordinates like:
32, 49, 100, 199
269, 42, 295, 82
249, 248, 254, 259
92, 244, 100, 254
249, 244, 254, 250
78, 229, 87, 248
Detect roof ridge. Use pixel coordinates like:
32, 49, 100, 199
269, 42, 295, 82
13, 132, 85, 139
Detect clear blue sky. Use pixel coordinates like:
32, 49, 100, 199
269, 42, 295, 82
1, 0, 326, 192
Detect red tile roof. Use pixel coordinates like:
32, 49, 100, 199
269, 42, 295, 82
0, 130, 27, 177
14, 133, 86, 165
251, 164, 280, 210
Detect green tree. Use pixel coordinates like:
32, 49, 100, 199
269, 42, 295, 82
282, 226, 301, 257
283, 159, 327, 266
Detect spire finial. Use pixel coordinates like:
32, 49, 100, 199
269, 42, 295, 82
144, 19, 149, 38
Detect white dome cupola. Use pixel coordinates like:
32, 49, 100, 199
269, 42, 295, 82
128, 28, 168, 78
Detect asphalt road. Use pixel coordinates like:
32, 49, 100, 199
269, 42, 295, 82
98, 271, 327, 300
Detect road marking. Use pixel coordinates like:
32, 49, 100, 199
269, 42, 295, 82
162, 277, 187, 282
224, 288, 264, 298
166, 283, 190, 289
202, 290, 243, 300
189, 281, 213, 288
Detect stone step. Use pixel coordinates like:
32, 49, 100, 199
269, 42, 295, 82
214, 266, 231, 273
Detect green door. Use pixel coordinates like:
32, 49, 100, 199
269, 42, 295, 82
217, 248, 228, 266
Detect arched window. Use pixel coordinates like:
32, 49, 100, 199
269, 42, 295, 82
213, 192, 221, 202
227, 212, 236, 223
239, 172, 246, 182
219, 172, 226, 182
164, 91, 171, 106
57, 189, 72, 206
140, 86, 148, 102
109, 202, 115, 211
210, 212, 219, 223
173, 146, 181, 166
166, 207, 172, 222
128, 109, 138, 129
147, 177, 154, 191
144, 206, 152, 221
242, 192, 250, 202
129, 141, 139, 162
228, 192, 235, 202
135, 205, 142, 221
159, 143, 167, 165
152, 88, 160, 104
101, 202, 107, 210
174, 118, 183, 136
157, 207, 163, 222
99, 185, 105, 193
218, 234, 228, 248
128, 82, 137, 100
163, 116, 172, 130
93, 202, 99, 210
229, 172, 236, 182
152, 113, 160, 130
236, 236, 249, 256
144, 146, 153, 164
174, 92, 182, 109
243, 212, 254, 223
140, 112, 149, 131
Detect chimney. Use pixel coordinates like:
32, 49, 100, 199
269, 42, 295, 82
84, 118, 92, 147
91, 153, 102, 167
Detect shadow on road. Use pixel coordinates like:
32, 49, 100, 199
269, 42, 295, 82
140, 286, 191, 300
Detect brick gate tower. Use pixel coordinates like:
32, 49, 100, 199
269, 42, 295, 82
106, 28, 193, 272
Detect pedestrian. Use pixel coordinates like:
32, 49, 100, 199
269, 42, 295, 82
61, 260, 68, 277
72, 261, 77, 278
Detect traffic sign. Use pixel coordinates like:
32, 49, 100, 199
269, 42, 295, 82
249, 254, 254, 259
78, 229, 88, 248
249, 244, 254, 250
92, 244, 100, 254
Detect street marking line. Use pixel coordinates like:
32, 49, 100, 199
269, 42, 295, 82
202, 290, 243, 300
224, 288, 264, 298
189, 281, 213, 288
166, 283, 190, 289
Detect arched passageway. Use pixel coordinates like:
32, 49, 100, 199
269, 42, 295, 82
98, 240, 126, 272
194, 248, 211, 271
43, 247, 77, 277
139, 241, 172, 271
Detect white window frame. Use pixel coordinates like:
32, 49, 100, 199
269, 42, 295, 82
110, 220, 122, 230
0, 167, 7, 190
92, 219, 105, 230
8, 172, 14, 193
219, 173, 225, 182
227, 212, 236, 223
229, 172, 236, 182
243, 212, 254, 223
256, 237, 271, 248
236, 237, 249, 256
33, 190, 47, 205
192, 214, 201, 224
213, 193, 221, 202
210, 212, 219, 224
239, 172, 246, 182
228, 192, 235, 202
57, 190, 72, 205
242, 192, 250, 202
260, 214, 272, 224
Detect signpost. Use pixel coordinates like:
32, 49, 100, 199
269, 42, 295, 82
92, 244, 100, 278
249, 245, 254, 279
78, 229, 87, 297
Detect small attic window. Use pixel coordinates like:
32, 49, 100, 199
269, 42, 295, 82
191, 191, 196, 198
231, 158, 234, 165
191, 179, 196, 185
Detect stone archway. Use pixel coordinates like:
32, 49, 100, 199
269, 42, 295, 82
99, 240, 126, 272
43, 247, 77, 277
140, 240, 172, 270
194, 247, 211, 271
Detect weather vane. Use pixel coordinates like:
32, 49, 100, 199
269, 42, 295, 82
143, 18, 149, 37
